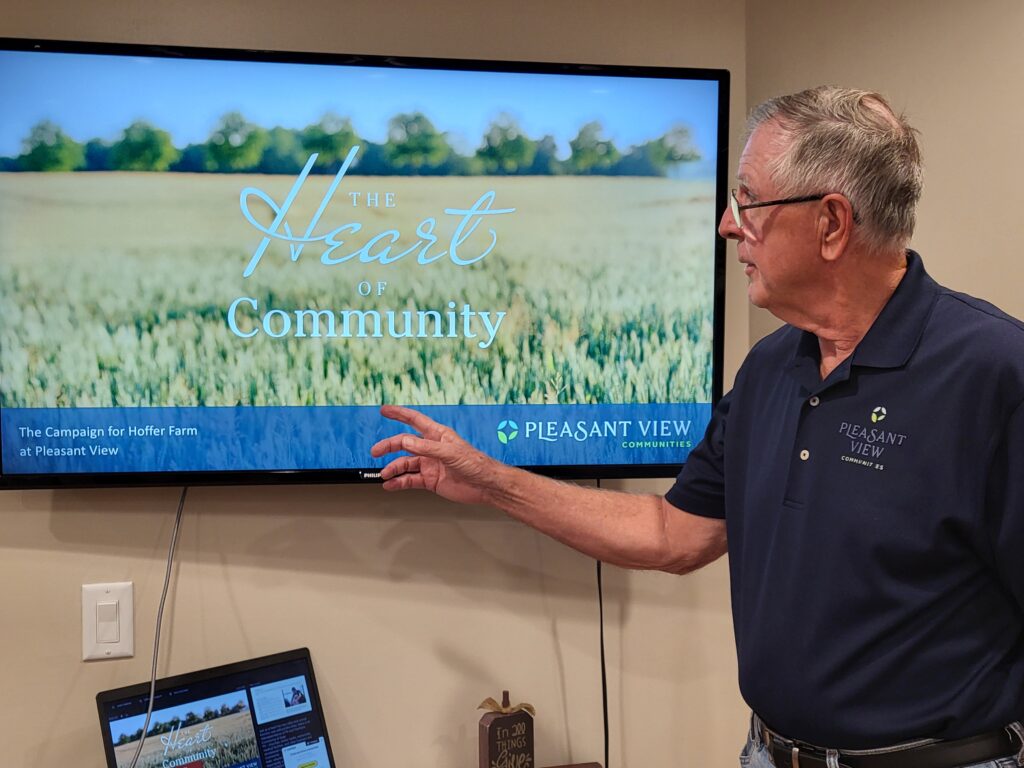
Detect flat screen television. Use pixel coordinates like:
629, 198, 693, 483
0, 37, 728, 488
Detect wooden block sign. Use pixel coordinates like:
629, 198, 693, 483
479, 690, 535, 768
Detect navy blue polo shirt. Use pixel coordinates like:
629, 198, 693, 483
667, 251, 1024, 748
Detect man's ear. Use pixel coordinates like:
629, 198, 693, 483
819, 193, 854, 262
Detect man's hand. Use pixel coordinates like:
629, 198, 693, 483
371, 405, 504, 506
371, 405, 726, 573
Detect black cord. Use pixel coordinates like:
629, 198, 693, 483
595, 478, 609, 768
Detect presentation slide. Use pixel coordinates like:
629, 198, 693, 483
0, 47, 719, 476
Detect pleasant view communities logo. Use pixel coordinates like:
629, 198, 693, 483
838, 406, 908, 470
497, 417, 694, 448
496, 420, 519, 444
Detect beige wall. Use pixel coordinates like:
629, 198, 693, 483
746, 0, 1024, 343
0, 1, 750, 766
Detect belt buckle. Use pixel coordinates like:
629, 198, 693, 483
790, 744, 847, 768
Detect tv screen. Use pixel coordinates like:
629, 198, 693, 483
0, 38, 728, 488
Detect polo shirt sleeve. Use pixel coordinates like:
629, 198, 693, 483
664, 389, 731, 519
988, 396, 1024, 611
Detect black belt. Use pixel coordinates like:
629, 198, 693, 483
758, 720, 1021, 768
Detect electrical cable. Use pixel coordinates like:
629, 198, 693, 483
126, 486, 189, 768
596, 559, 609, 768
595, 478, 610, 768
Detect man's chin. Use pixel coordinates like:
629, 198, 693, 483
747, 283, 769, 309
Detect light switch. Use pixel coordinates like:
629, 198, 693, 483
82, 582, 133, 661
96, 601, 119, 643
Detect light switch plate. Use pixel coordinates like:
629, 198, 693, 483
82, 582, 133, 661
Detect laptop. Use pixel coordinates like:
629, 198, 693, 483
96, 648, 336, 768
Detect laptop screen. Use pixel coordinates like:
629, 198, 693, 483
96, 648, 336, 768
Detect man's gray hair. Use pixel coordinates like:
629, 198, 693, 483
748, 86, 922, 253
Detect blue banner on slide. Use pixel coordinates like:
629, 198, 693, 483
1, 403, 711, 475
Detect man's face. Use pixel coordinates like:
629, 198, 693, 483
719, 122, 822, 316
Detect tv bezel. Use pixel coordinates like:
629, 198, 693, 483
0, 36, 729, 489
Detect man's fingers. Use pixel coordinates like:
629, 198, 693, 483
398, 434, 444, 458
370, 434, 407, 458
372, 432, 446, 460
380, 455, 420, 481
380, 404, 447, 440
381, 472, 429, 492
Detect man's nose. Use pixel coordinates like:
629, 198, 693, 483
718, 206, 743, 241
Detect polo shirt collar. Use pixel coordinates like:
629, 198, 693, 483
786, 250, 939, 389
850, 250, 939, 368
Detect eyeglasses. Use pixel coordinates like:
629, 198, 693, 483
729, 189, 827, 229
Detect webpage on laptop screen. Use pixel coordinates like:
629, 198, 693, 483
104, 668, 330, 768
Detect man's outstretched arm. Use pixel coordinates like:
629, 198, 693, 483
371, 405, 727, 575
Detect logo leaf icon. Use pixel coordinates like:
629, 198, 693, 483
497, 419, 519, 444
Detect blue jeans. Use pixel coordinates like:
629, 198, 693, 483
739, 719, 1024, 768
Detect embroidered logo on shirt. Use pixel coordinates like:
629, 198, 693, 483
837, 417, 908, 471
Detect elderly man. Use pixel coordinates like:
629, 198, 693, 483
371, 86, 1024, 768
